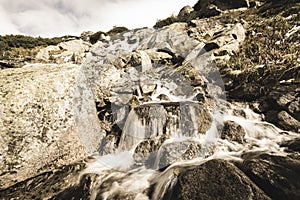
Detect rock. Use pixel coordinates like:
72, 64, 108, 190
127, 50, 152, 71
36, 45, 60, 61
221, 120, 246, 143
178, 6, 194, 22
144, 49, 173, 62
193, 0, 249, 12
288, 97, 300, 120
277, 111, 300, 132
190, 0, 249, 21
163, 159, 270, 200
281, 138, 300, 153
133, 135, 169, 167
277, 93, 295, 107
36, 39, 91, 64
80, 31, 94, 42
140, 80, 157, 94
0, 162, 87, 200
118, 102, 212, 150
156, 141, 214, 169
187, 19, 246, 59
0, 64, 103, 188
237, 153, 300, 200
213, 0, 249, 10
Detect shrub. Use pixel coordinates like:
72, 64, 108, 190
107, 26, 129, 36
0, 35, 63, 60
154, 15, 178, 28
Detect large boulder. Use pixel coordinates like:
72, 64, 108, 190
0, 64, 103, 188
237, 153, 300, 200
161, 159, 270, 200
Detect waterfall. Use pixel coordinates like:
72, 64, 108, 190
79, 26, 298, 200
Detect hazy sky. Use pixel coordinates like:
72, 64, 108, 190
0, 0, 198, 37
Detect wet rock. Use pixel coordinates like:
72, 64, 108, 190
237, 153, 300, 200
281, 138, 300, 153
164, 159, 270, 200
0, 64, 103, 188
133, 135, 169, 167
221, 120, 246, 143
156, 141, 215, 169
288, 97, 300, 121
277, 111, 300, 132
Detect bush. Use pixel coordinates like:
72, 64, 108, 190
107, 26, 129, 36
0, 35, 63, 60
154, 15, 178, 28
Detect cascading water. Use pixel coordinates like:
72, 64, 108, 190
79, 27, 298, 200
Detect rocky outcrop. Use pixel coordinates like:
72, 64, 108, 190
35, 39, 91, 64
0, 64, 103, 188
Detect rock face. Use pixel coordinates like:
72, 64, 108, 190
162, 159, 270, 200
0, 64, 103, 188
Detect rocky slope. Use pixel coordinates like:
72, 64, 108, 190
0, 0, 299, 199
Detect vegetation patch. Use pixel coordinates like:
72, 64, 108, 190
216, 3, 300, 100
154, 15, 178, 29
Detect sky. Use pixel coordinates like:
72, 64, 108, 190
0, 0, 198, 37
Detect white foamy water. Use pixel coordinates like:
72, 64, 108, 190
82, 101, 297, 199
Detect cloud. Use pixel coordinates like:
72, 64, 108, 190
0, 0, 198, 37
0, 6, 20, 35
